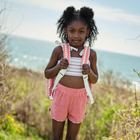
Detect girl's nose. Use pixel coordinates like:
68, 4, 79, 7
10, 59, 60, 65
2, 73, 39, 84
74, 32, 79, 37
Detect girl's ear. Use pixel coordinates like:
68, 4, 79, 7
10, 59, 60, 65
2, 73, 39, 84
65, 28, 68, 35
87, 29, 90, 37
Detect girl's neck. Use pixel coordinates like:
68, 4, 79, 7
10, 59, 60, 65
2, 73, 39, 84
69, 44, 84, 51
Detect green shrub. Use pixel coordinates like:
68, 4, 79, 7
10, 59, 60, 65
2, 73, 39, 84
0, 114, 24, 135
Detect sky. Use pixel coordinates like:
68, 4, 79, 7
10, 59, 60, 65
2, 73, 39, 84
1, 0, 140, 56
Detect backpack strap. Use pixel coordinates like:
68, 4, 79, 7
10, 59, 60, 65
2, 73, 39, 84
46, 77, 55, 100
63, 43, 70, 63
82, 46, 94, 104
50, 43, 70, 99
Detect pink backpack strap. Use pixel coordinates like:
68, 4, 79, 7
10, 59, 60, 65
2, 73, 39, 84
51, 43, 70, 94
81, 45, 90, 65
81, 45, 94, 104
46, 43, 70, 100
63, 43, 70, 63
46, 77, 55, 100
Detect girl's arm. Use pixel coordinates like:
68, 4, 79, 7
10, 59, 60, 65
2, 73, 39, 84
44, 46, 62, 79
82, 49, 98, 84
44, 46, 69, 79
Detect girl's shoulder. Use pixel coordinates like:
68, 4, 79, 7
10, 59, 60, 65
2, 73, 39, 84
52, 45, 63, 60
53, 45, 63, 53
89, 48, 97, 61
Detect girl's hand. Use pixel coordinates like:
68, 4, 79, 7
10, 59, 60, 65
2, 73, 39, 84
82, 64, 91, 75
59, 58, 69, 69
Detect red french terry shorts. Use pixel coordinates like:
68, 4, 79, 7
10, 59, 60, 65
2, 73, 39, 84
50, 83, 88, 124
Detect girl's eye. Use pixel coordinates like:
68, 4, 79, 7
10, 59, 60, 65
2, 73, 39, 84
80, 30, 84, 33
69, 30, 74, 33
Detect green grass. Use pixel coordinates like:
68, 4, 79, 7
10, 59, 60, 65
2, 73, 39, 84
0, 130, 44, 140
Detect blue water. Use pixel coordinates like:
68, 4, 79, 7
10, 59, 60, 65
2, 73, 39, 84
8, 35, 140, 83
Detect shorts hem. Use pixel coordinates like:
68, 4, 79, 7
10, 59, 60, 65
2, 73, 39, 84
51, 114, 66, 122
68, 115, 85, 124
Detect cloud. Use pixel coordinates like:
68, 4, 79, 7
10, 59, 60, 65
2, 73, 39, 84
3, 0, 140, 26
6, 0, 140, 26
95, 8, 140, 25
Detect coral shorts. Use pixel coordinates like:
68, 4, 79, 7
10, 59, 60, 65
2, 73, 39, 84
50, 83, 88, 124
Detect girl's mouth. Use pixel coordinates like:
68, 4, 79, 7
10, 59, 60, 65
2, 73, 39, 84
73, 40, 80, 43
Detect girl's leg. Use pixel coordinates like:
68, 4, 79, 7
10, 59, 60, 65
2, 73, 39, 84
52, 119, 65, 140
66, 119, 81, 140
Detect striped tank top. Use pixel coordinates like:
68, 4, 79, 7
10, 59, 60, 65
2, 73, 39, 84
65, 57, 89, 77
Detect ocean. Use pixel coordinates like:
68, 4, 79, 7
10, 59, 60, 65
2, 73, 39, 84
7, 35, 140, 88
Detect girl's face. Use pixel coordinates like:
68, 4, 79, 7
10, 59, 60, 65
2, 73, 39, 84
65, 20, 89, 48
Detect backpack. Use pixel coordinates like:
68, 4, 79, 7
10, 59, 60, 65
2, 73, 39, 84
46, 43, 94, 104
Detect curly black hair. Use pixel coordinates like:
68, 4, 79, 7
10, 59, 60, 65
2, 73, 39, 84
56, 6, 99, 47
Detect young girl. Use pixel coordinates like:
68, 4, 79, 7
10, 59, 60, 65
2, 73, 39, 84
45, 6, 99, 140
